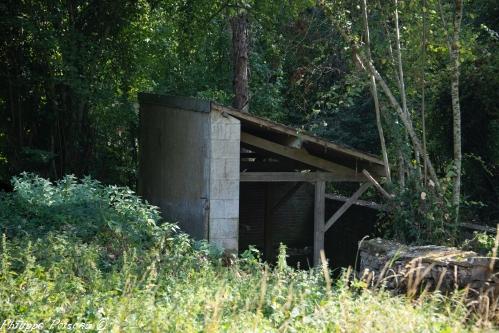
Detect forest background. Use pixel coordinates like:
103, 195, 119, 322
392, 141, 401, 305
1, 0, 498, 244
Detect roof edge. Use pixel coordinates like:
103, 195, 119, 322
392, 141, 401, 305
138, 93, 211, 113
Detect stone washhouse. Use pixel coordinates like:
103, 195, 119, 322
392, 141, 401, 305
138, 93, 387, 267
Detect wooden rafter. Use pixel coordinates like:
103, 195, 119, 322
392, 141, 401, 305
241, 132, 363, 180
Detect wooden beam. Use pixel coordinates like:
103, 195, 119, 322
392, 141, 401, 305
240, 172, 363, 182
241, 132, 361, 178
325, 193, 387, 211
362, 169, 394, 199
459, 223, 498, 234
314, 181, 326, 266
324, 183, 372, 231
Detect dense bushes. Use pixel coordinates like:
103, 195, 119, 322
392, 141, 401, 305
0, 173, 203, 271
1, 173, 163, 243
0, 175, 494, 331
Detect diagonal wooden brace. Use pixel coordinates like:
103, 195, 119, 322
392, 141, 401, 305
324, 182, 372, 232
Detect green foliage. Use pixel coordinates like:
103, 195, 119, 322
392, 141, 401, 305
0, 175, 487, 331
0, 173, 179, 263
462, 231, 497, 256
1, 0, 498, 246
381, 168, 458, 246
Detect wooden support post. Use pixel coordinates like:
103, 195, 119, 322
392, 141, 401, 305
264, 183, 273, 262
314, 181, 326, 266
324, 183, 372, 232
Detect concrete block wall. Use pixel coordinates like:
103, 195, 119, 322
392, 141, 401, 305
209, 111, 240, 252
139, 102, 210, 240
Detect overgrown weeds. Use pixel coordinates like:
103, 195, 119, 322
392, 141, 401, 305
0, 174, 496, 331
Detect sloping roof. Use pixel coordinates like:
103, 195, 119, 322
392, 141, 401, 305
211, 103, 385, 177
138, 93, 386, 177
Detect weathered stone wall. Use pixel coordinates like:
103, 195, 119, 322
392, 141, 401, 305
358, 238, 498, 295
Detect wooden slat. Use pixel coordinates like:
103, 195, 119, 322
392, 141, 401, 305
241, 132, 362, 178
314, 181, 326, 266
324, 183, 372, 231
240, 172, 364, 182
362, 169, 394, 199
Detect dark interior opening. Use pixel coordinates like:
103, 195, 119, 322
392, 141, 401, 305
239, 182, 315, 267
238, 182, 380, 270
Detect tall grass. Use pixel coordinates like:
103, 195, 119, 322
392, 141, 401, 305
0, 174, 495, 332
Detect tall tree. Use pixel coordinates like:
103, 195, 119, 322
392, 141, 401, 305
361, 0, 391, 182
231, 12, 249, 112
439, 0, 464, 220
393, 0, 412, 187
421, 0, 428, 184
322, 2, 441, 189
450, 0, 464, 221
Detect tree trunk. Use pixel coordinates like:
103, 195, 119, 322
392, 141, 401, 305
327, 4, 440, 189
421, 0, 428, 185
399, 152, 406, 188
394, 0, 421, 185
362, 0, 391, 182
356, 53, 440, 190
230, 13, 249, 112
393, 0, 408, 117
450, 0, 463, 221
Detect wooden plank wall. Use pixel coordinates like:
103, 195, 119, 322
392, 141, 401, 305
324, 200, 379, 270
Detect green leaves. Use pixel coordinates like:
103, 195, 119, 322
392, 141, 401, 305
0, 173, 168, 252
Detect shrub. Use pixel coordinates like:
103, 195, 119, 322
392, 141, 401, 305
381, 169, 458, 246
0, 174, 495, 331
1, 173, 173, 246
